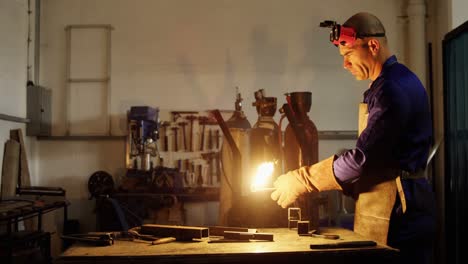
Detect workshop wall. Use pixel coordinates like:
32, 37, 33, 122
0, 0, 28, 119
451, 0, 468, 29
0, 0, 36, 188
35, 0, 407, 233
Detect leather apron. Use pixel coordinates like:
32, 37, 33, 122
353, 103, 406, 245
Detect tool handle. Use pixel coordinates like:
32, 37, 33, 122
152, 237, 176, 245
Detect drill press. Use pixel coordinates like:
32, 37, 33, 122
126, 106, 160, 178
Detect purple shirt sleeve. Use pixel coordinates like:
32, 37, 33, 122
333, 148, 366, 183
333, 80, 408, 183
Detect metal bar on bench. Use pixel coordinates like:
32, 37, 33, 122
223, 231, 274, 241
208, 226, 257, 236
140, 224, 209, 241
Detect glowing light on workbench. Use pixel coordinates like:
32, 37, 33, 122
250, 161, 275, 192
252, 245, 268, 253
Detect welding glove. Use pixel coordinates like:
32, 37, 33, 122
271, 156, 343, 208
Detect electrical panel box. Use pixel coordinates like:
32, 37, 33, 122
27, 85, 51, 136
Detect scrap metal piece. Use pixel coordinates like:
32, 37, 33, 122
288, 207, 301, 229
208, 226, 257, 237
223, 231, 274, 241
140, 224, 209, 241
297, 220, 309, 235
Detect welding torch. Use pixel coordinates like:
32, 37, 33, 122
250, 160, 278, 192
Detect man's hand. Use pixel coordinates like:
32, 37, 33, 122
270, 156, 342, 208
270, 171, 308, 208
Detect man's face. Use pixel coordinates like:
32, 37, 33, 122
338, 39, 374, 81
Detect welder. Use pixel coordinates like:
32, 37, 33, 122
271, 12, 436, 264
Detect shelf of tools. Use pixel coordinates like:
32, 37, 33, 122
157, 110, 223, 192
122, 108, 224, 196
95, 107, 224, 230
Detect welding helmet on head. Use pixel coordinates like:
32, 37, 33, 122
319, 20, 385, 47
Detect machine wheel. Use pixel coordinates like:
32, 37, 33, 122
88, 171, 115, 199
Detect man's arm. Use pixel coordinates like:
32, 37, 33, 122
334, 80, 410, 184
271, 80, 409, 208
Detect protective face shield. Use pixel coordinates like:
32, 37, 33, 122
319, 20, 385, 47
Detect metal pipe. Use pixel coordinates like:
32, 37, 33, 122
34, 0, 41, 84
407, 0, 427, 87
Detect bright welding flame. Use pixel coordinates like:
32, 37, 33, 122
251, 161, 275, 192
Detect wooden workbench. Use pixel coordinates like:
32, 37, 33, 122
56, 227, 399, 264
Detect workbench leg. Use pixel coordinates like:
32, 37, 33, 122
38, 211, 43, 231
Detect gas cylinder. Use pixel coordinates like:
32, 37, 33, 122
250, 89, 282, 191
281, 91, 319, 229
218, 89, 251, 226
235, 89, 286, 227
